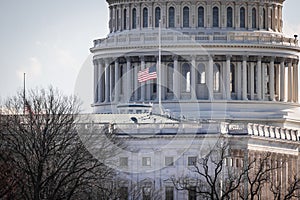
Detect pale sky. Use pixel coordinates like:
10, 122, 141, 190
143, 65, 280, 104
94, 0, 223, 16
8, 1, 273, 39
0, 0, 299, 110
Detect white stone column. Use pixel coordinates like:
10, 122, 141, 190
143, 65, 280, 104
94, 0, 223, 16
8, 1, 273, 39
140, 56, 146, 101
261, 63, 266, 100
104, 59, 110, 103
280, 60, 286, 102
294, 63, 299, 103
94, 60, 98, 103
269, 58, 275, 101
292, 63, 295, 103
191, 55, 197, 100
242, 56, 248, 100
114, 60, 120, 103
237, 62, 242, 100
156, 58, 159, 101
109, 62, 114, 102
173, 56, 180, 100
258, 4, 264, 30
257, 57, 262, 100
207, 56, 214, 100
250, 62, 255, 100
288, 62, 293, 102
98, 60, 104, 103
161, 60, 166, 101
275, 64, 280, 101
235, 4, 240, 29
112, 6, 116, 32
225, 55, 231, 100
297, 64, 299, 103
134, 65, 138, 101
126, 57, 131, 102
221, 3, 226, 29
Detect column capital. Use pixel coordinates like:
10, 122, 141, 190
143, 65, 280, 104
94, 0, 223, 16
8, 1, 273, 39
125, 56, 131, 62
93, 59, 98, 66
139, 55, 145, 62
279, 57, 285, 63
226, 55, 232, 60
242, 55, 249, 61
257, 56, 262, 61
95, 59, 104, 65
286, 58, 293, 64
172, 55, 178, 61
270, 56, 275, 62
190, 55, 197, 60
104, 58, 111, 65
292, 59, 298, 65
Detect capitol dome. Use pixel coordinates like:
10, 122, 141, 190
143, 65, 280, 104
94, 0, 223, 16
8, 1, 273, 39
87, 1, 300, 199
90, 0, 300, 127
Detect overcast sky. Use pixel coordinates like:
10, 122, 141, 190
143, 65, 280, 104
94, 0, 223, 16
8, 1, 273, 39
0, 0, 299, 109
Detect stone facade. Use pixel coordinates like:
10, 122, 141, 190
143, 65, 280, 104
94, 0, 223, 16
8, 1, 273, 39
89, 0, 300, 199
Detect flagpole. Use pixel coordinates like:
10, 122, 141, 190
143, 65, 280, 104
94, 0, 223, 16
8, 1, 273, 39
23, 73, 26, 115
158, 19, 163, 115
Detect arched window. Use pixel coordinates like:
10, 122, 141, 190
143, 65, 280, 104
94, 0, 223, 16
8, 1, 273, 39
143, 8, 148, 28
252, 8, 257, 29
198, 6, 204, 27
169, 7, 175, 28
183, 6, 189, 28
227, 7, 233, 28
167, 63, 174, 92
240, 7, 245, 28
182, 63, 191, 92
155, 7, 161, 28
132, 8, 137, 29
263, 8, 266, 29
213, 7, 219, 27
230, 64, 235, 93
213, 64, 220, 92
197, 63, 205, 84
123, 9, 127, 30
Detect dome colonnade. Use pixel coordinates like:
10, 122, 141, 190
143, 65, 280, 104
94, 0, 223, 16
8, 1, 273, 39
91, 0, 300, 115
107, 0, 284, 33
92, 54, 298, 104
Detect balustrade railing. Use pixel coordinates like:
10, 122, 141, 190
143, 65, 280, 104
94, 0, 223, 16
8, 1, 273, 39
93, 31, 298, 48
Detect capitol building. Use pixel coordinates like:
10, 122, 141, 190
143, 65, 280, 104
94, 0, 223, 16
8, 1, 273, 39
88, 0, 300, 199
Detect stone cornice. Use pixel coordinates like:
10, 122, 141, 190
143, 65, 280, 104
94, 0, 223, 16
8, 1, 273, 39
106, 0, 285, 6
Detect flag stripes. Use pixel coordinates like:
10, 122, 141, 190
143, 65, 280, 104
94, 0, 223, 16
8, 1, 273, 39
137, 65, 157, 83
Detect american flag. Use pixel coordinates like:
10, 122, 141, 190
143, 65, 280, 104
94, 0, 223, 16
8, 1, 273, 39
24, 100, 34, 115
138, 65, 157, 83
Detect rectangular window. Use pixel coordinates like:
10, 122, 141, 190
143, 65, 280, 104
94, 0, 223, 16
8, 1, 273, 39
142, 157, 151, 166
165, 157, 174, 166
165, 186, 174, 200
142, 186, 151, 200
188, 156, 197, 166
120, 157, 128, 166
119, 187, 128, 200
188, 187, 197, 200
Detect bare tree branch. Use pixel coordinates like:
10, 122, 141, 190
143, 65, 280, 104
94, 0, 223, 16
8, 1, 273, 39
0, 87, 122, 200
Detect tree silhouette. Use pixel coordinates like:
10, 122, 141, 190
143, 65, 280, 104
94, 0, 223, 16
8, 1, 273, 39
0, 87, 123, 200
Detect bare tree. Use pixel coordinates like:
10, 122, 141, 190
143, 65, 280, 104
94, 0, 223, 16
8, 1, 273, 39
0, 87, 122, 200
269, 172, 300, 200
127, 181, 162, 200
172, 138, 251, 200
239, 152, 281, 200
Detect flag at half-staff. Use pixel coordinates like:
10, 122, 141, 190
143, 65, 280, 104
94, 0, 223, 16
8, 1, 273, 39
137, 65, 157, 83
